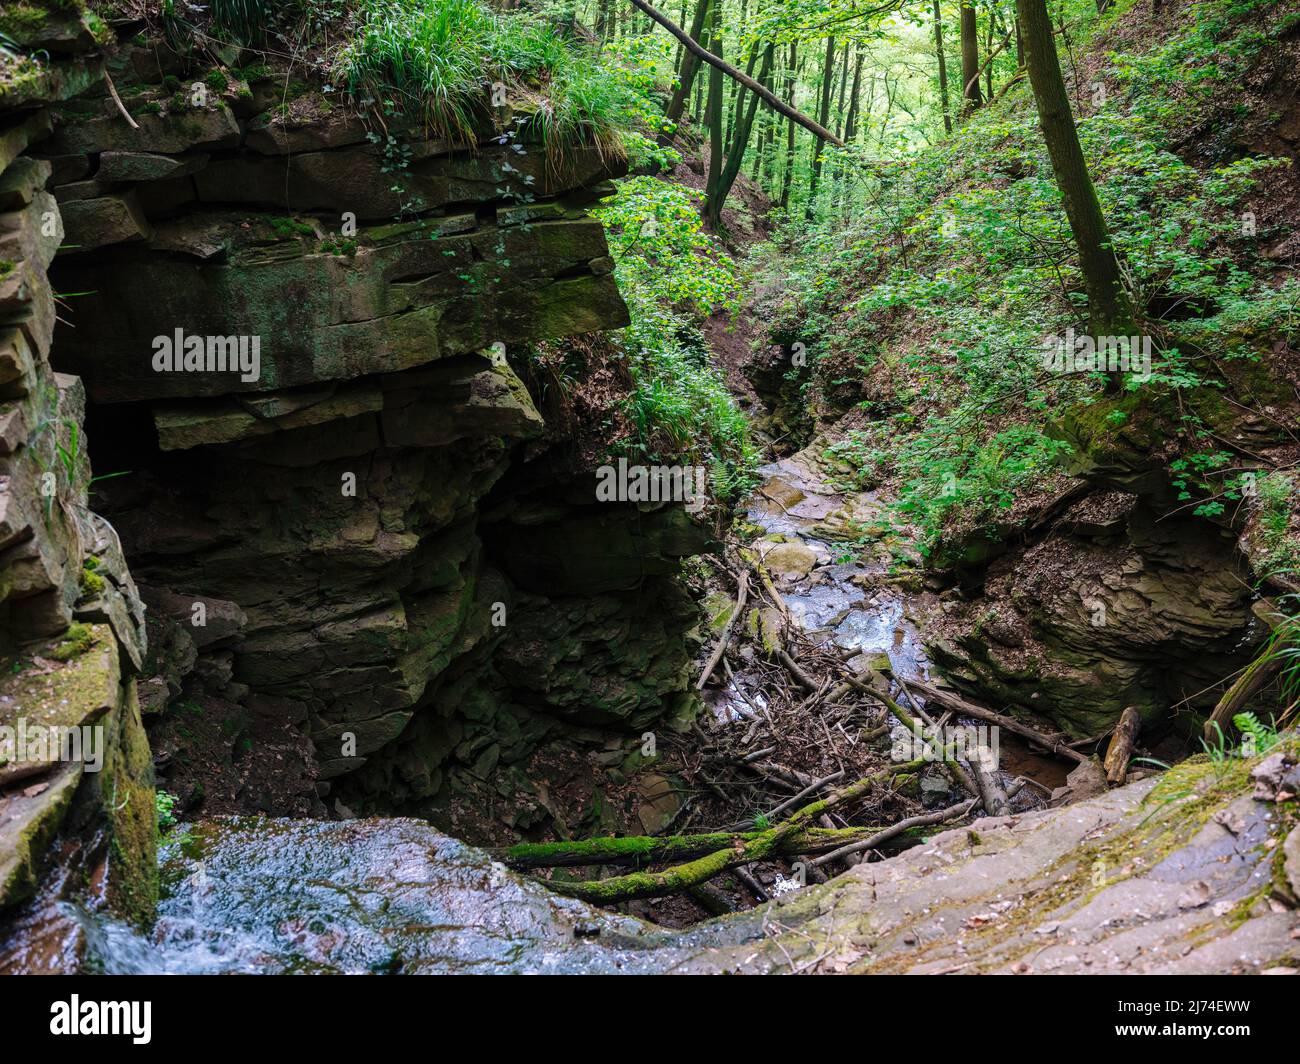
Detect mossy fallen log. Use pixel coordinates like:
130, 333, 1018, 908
495, 824, 891, 870
540, 759, 925, 904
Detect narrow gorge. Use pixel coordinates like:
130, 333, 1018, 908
1, 0, 1298, 994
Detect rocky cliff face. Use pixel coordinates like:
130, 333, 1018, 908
0, 2, 708, 928
43, 34, 713, 821
920, 334, 1300, 740
0, 2, 155, 923
925, 491, 1264, 738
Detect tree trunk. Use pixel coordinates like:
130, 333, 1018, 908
674, 0, 687, 68
985, 0, 996, 100
726, 40, 760, 152
704, 0, 724, 210
934, 0, 953, 134
780, 42, 797, 208
666, 0, 710, 124
807, 35, 837, 216
835, 41, 851, 138
1104, 706, 1142, 784
960, 1, 982, 112
1015, 0, 1137, 340
694, 19, 707, 118
709, 42, 775, 225
877, 71, 899, 148
844, 48, 865, 142
753, 54, 776, 182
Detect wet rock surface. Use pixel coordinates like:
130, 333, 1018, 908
90, 816, 677, 975
12, 748, 1291, 974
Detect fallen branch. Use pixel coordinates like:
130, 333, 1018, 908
810, 798, 979, 867
968, 746, 1010, 815
764, 769, 845, 821
899, 677, 1089, 764
839, 673, 980, 797
496, 823, 885, 869
697, 570, 748, 689
733, 865, 770, 902
1104, 705, 1142, 784
743, 549, 789, 616
1203, 646, 1285, 743
688, 882, 736, 915
629, 0, 845, 147
776, 648, 819, 693
104, 70, 140, 130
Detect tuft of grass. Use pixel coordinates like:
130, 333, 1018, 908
209, 0, 273, 44
336, 0, 628, 163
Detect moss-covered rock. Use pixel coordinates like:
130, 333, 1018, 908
0, 625, 155, 923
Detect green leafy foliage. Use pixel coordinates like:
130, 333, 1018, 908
596, 177, 758, 500
747, 0, 1297, 557
1232, 711, 1281, 756
155, 789, 179, 831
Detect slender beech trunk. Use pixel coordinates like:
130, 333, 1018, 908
727, 41, 760, 151
780, 42, 797, 208
844, 48, 865, 142
666, 0, 710, 124
985, 1, 996, 100
1015, 0, 1137, 341
835, 41, 851, 138
960, 1, 982, 112
933, 0, 952, 133
675, 0, 687, 69
807, 35, 837, 216
709, 43, 775, 225
704, 0, 724, 212
753, 55, 776, 182
878, 71, 898, 148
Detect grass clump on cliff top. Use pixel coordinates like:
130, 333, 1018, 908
138, 0, 635, 161
337, 0, 630, 161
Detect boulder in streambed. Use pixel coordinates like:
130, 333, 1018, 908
758, 539, 820, 581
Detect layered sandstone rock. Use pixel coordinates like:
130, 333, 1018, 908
21, 17, 704, 830
0, 1, 155, 924
926, 492, 1262, 737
